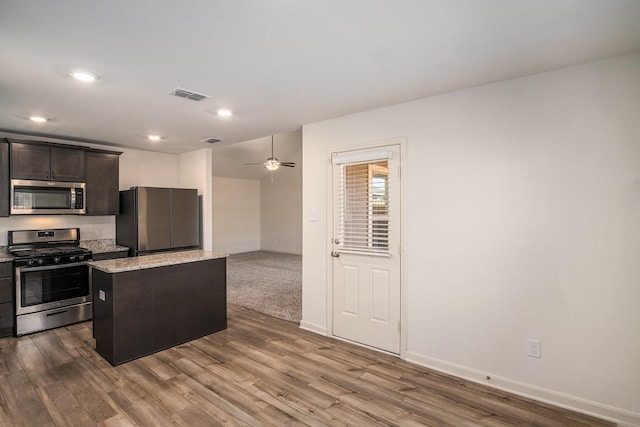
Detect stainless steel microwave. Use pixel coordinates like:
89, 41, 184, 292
11, 179, 86, 215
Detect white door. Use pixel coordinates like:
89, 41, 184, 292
331, 144, 401, 354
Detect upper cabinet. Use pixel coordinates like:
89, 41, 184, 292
11, 141, 85, 182
86, 151, 120, 216
3, 138, 121, 216
0, 141, 9, 217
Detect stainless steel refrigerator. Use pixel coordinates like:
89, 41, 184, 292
116, 187, 199, 256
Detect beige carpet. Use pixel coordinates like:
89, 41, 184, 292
226, 251, 302, 323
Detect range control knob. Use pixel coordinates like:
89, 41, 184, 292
77, 254, 85, 261
27, 259, 36, 266
69, 255, 77, 262
37, 258, 45, 265
53, 256, 61, 264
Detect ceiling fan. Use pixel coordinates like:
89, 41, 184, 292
244, 135, 296, 171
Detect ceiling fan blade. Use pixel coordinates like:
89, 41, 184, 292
244, 162, 264, 166
281, 163, 296, 167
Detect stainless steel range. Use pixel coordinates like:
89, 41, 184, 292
9, 228, 93, 336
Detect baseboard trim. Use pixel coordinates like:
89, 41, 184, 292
299, 320, 327, 335
258, 249, 302, 256
405, 351, 639, 427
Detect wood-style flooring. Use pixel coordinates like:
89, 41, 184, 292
0, 305, 614, 426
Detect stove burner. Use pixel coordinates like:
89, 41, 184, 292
8, 228, 92, 267
10, 246, 90, 258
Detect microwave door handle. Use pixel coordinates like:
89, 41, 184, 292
70, 188, 76, 208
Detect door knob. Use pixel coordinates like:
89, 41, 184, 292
331, 251, 340, 258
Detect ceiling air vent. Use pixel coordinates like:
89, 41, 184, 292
200, 137, 222, 144
169, 87, 209, 101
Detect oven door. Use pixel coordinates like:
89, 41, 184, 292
15, 262, 91, 315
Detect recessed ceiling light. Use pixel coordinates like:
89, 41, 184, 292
69, 71, 99, 82
29, 116, 48, 123
217, 109, 233, 117
147, 135, 161, 141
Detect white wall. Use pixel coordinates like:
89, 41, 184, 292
211, 177, 261, 254
260, 131, 302, 254
1, 145, 180, 246
178, 148, 213, 251
118, 147, 179, 190
302, 53, 640, 424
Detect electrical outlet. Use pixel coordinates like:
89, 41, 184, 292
528, 339, 541, 358
99, 290, 106, 301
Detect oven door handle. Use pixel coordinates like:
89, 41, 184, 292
16, 261, 89, 273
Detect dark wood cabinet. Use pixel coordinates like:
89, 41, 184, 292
91, 251, 128, 261
10, 142, 49, 180
92, 257, 227, 366
0, 262, 14, 337
0, 141, 8, 217
51, 146, 85, 181
5, 139, 121, 216
11, 142, 85, 182
86, 151, 120, 215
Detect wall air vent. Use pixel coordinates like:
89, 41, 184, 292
200, 137, 222, 144
169, 87, 209, 101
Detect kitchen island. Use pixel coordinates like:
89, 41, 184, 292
90, 250, 227, 366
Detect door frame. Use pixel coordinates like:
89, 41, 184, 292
325, 136, 407, 358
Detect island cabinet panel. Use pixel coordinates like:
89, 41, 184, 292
92, 257, 226, 366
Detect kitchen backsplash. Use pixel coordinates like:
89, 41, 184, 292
0, 216, 116, 246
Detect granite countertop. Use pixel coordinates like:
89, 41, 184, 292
89, 249, 227, 273
80, 239, 129, 254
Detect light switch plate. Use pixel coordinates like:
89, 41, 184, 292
99, 290, 106, 301
309, 209, 319, 222
528, 339, 541, 358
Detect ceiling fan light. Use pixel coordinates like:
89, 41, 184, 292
265, 158, 280, 171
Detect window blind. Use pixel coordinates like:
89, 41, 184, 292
336, 159, 390, 255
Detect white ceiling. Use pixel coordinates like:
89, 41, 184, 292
1, 1, 639, 154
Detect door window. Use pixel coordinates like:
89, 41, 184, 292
336, 159, 390, 255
